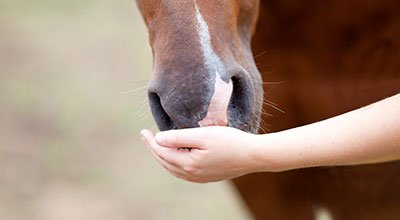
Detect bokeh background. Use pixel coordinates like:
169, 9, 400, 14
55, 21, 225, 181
0, 1, 251, 219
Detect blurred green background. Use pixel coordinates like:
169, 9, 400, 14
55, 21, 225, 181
0, 1, 251, 219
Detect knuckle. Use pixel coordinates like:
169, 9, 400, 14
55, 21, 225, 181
183, 165, 203, 179
182, 165, 195, 174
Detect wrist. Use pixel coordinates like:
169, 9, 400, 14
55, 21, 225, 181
248, 133, 285, 173
252, 131, 307, 172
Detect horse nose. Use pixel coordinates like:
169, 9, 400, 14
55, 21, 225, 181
147, 72, 234, 131
148, 70, 254, 131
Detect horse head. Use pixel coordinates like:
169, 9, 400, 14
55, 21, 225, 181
136, 0, 263, 133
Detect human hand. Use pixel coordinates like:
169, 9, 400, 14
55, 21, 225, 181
140, 126, 262, 183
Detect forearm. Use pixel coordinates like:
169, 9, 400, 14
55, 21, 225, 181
255, 93, 400, 172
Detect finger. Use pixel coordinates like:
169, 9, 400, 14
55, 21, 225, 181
147, 146, 199, 182
141, 129, 192, 167
141, 130, 189, 177
147, 143, 187, 177
154, 127, 209, 149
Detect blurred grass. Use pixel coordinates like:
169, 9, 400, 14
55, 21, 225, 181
0, 1, 251, 220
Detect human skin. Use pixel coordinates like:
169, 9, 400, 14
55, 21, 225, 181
141, 93, 400, 183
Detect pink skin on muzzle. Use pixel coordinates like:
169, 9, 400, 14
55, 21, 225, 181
198, 72, 233, 127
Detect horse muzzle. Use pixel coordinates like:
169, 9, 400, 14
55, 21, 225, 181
147, 67, 256, 132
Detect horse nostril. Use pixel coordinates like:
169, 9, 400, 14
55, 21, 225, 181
148, 92, 177, 131
228, 76, 253, 129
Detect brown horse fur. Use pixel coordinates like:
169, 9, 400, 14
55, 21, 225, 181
137, 0, 400, 219
137, 0, 264, 132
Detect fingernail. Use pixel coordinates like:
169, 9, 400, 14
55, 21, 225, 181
155, 132, 166, 144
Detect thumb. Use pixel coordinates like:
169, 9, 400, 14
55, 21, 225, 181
155, 128, 206, 149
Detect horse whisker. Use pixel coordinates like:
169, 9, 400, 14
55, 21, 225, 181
264, 102, 285, 113
260, 69, 278, 75
253, 51, 267, 59
259, 81, 285, 85
120, 85, 148, 95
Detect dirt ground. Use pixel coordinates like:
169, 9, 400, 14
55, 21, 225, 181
0, 1, 250, 219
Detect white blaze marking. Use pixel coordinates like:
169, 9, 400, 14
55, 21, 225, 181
195, 3, 232, 127
195, 3, 223, 71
